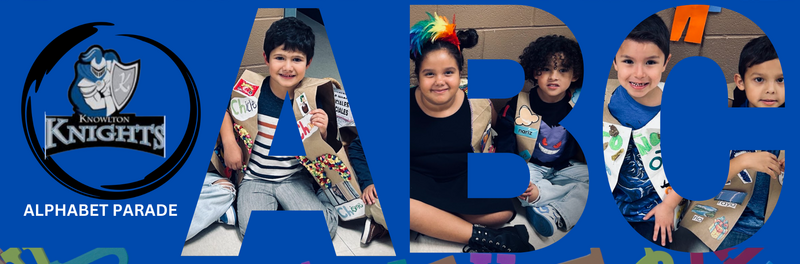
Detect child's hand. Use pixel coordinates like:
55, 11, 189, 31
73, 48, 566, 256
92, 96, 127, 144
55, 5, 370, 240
734, 152, 781, 180
309, 109, 328, 140
518, 182, 538, 203
362, 184, 377, 205
643, 202, 674, 246
223, 142, 243, 171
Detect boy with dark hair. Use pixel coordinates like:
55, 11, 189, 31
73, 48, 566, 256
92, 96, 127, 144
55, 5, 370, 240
218, 16, 341, 239
693, 36, 784, 251
495, 35, 589, 238
734, 36, 784, 108
604, 14, 681, 247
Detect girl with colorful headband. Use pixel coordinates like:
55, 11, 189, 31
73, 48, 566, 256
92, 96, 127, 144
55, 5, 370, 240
409, 12, 534, 253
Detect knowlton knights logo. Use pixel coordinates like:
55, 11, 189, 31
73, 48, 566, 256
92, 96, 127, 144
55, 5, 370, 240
46, 45, 165, 157
22, 22, 201, 200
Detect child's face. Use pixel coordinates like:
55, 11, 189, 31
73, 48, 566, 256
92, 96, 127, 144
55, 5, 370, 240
736, 59, 784, 107
534, 52, 578, 103
264, 44, 310, 91
417, 49, 461, 106
614, 39, 670, 102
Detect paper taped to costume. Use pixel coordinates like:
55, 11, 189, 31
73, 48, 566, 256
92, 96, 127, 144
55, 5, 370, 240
679, 150, 783, 251
513, 89, 579, 161
330, 79, 359, 146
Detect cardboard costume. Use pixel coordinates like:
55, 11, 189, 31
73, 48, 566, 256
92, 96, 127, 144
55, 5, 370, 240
211, 70, 366, 221
513, 89, 579, 161
468, 97, 495, 153
679, 151, 783, 251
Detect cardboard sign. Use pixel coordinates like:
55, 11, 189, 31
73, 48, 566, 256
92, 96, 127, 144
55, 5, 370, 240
680, 151, 758, 251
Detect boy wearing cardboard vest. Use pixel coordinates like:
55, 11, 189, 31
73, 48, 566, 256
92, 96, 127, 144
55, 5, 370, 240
603, 14, 683, 248
677, 36, 785, 251
495, 35, 588, 238
210, 17, 364, 239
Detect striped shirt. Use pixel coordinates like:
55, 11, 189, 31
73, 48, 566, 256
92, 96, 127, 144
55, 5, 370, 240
244, 79, 301, 181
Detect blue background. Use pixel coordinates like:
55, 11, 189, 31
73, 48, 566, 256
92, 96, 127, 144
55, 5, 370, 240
1, 1, 796, 263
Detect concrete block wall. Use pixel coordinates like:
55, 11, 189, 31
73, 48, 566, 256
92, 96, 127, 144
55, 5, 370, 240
237, 8, 284, 82
410, 5, 576, 88
609, 8, 766, 83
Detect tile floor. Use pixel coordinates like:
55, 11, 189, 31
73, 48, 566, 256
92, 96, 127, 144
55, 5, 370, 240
182, 217, 395, 256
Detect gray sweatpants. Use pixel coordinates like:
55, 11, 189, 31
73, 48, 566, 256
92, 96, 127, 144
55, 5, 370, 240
237, 169, 338, 239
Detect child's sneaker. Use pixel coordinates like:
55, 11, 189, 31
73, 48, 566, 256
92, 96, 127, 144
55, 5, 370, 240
360, 217, 389, 247
526, 205, 563, 237
217, 206, 236, 226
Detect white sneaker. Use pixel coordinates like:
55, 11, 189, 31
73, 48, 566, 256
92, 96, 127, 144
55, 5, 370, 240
217, 206, 236, 226
526, 205, 561, 237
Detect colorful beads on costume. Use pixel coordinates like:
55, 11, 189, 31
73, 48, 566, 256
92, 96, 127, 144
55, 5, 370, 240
298, 154, 352, 189
214, 123, 254, 178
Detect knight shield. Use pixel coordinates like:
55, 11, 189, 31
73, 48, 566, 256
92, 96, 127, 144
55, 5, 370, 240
110, 61, 139, 111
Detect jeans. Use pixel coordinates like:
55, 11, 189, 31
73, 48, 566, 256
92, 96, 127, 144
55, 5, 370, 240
237, 169, 338, 239
186, 172, 236, 241
519, 160, 589, 229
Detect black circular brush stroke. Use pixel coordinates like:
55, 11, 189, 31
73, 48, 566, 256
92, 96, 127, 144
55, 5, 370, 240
22, 24, 201, 200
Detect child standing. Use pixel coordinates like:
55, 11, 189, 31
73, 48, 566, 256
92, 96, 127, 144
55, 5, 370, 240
495, 35, 589, 238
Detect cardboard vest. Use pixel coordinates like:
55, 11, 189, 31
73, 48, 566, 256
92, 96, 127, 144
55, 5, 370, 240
211, 70, 365, 221
679, 151, 783, 251
468, 98, 495, 153
210, 70, 263, 184
513, 89, 579, 160
291, 77, 366, 221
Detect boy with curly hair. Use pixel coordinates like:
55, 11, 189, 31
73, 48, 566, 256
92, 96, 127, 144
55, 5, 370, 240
495, 35, 589, 237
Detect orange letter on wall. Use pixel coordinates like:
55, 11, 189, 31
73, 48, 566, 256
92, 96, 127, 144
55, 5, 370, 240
671, 5, 710, 44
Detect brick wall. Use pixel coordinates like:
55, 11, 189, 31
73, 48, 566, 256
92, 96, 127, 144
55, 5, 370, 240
237, 8, 284, 81
610, 7, 766, 84
410, 5, 576, 90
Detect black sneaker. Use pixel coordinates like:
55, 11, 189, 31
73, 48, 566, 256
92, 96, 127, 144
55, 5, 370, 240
463, 224, 535, 253
360, 218, 388, 247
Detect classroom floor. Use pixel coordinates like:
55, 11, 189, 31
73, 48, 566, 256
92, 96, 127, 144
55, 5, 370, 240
409, 200, 567, 253
182, 216, 395, 256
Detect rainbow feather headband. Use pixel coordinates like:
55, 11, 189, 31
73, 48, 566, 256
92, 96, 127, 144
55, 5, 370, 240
410, 12, 460, 58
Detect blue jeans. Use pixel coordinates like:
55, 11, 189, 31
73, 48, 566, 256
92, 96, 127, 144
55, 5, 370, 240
519, 161, 589, 229
237, 169, 338, 239
186, 172, 236, 241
